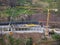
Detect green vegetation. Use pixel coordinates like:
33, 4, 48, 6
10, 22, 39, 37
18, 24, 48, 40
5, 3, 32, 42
52, 33, 60, 45
0, 7, 34, 22
52, 34, 60, 40
8, 35, 25, 45
0, 0, 60, 17
0, 35, 6, 45
1, 35, 33, 45
26, 37, 33, 45
2, 7, 34, 17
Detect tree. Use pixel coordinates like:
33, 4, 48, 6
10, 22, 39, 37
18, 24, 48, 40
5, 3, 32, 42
3, 7, 34, 21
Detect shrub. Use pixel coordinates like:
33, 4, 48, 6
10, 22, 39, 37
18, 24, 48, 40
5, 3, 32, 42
0, 35, 6, 45
8, 35, 22, 45
26, 37, 33, 45
8, 35, 15, 45
52, 34, 60, 40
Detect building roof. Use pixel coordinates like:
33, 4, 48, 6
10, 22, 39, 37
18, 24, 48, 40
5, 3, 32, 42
0, 21, 39, 25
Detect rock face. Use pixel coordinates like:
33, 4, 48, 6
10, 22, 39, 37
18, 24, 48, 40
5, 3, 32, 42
8, 33, 60, 45
13, 33, 44, 42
